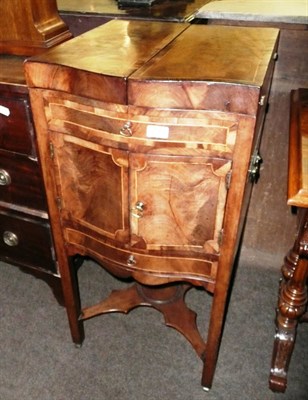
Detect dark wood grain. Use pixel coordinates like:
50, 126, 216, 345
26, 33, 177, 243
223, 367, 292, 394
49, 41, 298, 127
270, 92, 308, 391
0, 0, 70, 302
287, 89, 308, 207
0, 95, 35, 156
0, 208, 55, 273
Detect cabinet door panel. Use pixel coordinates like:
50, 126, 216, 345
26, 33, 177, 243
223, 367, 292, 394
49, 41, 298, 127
130, 153, 231, 255
51, 133, 129, 243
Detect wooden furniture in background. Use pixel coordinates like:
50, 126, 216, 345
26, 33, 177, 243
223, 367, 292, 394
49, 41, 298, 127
269, 88, 308, 392
0, 0, 72, 56
25, 20, 279, 389
0, 57, 64, 303
0, 2, 71, 303
57, 0, 212, 36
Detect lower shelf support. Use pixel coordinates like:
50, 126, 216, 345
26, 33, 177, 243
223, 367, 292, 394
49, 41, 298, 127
81, 282, 207, 358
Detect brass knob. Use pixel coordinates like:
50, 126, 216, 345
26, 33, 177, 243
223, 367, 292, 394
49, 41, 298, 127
127, 255, 136, 266
3, 231, 19, 247
0, 169, 11, 186
119, 121, 133, 137
131, 201, 144, 218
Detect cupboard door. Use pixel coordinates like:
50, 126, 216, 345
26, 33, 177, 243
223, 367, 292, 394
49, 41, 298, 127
129, 152, 231, 256
50, 133, 130, 245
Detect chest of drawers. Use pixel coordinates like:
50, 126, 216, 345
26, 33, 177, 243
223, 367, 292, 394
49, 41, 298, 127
25, 20, 279, 389
0, 55, 63, 303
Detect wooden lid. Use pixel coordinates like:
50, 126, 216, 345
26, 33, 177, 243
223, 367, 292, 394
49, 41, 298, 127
25, 20, 279, 110
25, 20, 188, 104
129, 24, 279, 111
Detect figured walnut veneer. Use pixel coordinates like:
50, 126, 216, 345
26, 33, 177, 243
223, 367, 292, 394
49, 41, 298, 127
25, 20, 279, 390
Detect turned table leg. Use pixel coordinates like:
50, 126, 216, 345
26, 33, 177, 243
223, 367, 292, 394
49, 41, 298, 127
269, 210, 308, 392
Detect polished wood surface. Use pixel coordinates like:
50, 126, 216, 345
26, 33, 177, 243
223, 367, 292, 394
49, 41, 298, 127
287, 89, 308, 207
0, 0, 71, 56
26, 21, 278, 106
0, 56, 27, 87
270, 88, 308, 392
26, 20, 188, 101
26, 21, 278, 390
130, 25, 278, 86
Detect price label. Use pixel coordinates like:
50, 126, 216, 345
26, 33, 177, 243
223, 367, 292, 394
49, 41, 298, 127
146, 125, 169, 139
0, 105, 10, 117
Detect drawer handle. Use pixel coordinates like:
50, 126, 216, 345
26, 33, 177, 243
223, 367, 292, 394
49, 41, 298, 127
0, 169, 11, 186
119, 121, 133, 137
3, 231, 19, 247
248, 152, 262, 183
131, 201, 144, 218
127, 255, 136, 266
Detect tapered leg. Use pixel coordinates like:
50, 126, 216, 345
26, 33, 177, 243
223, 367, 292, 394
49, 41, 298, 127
60, 256, 85, 345
201, 280, 230, 390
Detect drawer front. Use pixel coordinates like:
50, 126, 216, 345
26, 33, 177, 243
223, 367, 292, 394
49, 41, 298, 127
43, 91, 238, 157
0, 210, 56, 273
65, 228, 217, 286
0, 150, 47, 211
0, 96, 35, 156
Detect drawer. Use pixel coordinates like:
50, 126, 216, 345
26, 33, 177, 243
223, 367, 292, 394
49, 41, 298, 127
43, 91, 239, 156
0, 149, 47, 211
65, 228, 217, 287
0, 96, 35, 156
0, 210, 56, 273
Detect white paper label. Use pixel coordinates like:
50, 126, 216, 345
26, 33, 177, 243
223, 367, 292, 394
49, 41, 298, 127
146, 125, 169, 139
0, 105, 10, 117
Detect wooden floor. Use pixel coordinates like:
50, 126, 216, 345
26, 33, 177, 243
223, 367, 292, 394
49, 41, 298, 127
57, 0, 308, 268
